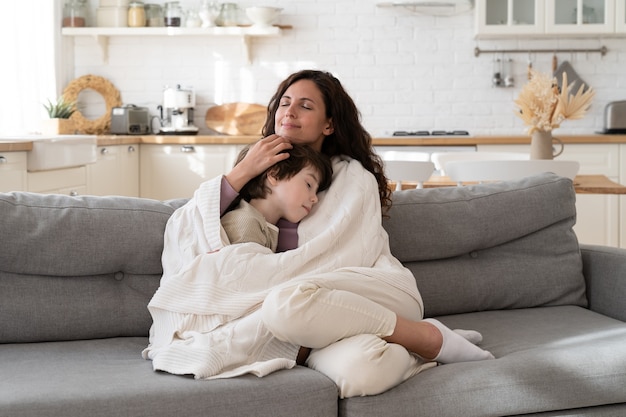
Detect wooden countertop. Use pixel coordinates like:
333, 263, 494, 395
394, 175, 626, 195
2, 133, 626, 150
0, 140, 32, 152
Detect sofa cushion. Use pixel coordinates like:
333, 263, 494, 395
340, 306, 626, 417
0, 337, 338, 417
383, 173, 586, 317
0, 192, 185, 343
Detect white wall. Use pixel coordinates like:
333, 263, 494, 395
63, 0, 626, 136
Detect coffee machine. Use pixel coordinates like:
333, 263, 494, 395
157, 85, 199, 135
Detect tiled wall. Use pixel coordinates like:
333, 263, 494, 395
65, 0, 626, 136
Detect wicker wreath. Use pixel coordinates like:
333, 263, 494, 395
62, 75, 122, 134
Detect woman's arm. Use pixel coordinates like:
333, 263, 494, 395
224, 135, 292, 192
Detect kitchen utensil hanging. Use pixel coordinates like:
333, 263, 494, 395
492, 54, 514, 88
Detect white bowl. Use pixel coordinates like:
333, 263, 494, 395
245, 6, 282, 28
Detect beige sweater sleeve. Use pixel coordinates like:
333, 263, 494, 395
221, 200, 279, 252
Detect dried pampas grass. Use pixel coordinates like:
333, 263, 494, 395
514, 69, 595, 134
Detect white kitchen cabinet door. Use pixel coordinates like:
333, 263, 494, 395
0, 152, 27, 192
616, 0, 626, 32
545, 0, 615, 34
27, 166, 87, 196
140, 144, 244, 200
477, 143, 621, 247
87, 144, 139, 197
475, 0, 546, 37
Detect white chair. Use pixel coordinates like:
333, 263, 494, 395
445, 160, 580, 185
432, 151, 529, 175
377, 150, 431, 162
383, 160, 436, 190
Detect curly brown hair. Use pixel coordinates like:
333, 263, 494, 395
262, 70, 392, 212
236, 143, 333, 203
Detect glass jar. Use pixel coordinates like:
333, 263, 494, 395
217, 3, 239, 26
63, 0, 87, 27
128, 1, 147, 27
145, 4, 163, 27
164, 1, 182, 27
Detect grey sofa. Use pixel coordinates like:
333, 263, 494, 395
1, 172, 626, 417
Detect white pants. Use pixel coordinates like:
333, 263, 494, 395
261, 272, 435, 398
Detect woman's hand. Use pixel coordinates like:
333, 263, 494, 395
225, 135, 293, 192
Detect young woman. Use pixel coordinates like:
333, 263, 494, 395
144, 70, 493, 398
226, 70, 493, 394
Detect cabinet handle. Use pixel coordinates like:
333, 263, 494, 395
100, 147, 109, 155
69, 190, 79, 197
180, 145, 196, 153
128, 145, 136, 153
0, 156, 6, 164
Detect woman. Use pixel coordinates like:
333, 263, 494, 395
144, 70, 493, 398
225, 70, 493, 397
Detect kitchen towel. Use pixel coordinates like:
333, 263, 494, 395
554, 60, 590, 93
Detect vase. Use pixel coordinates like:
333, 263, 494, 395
530, 130, 555, 160
41, 118, 75, 135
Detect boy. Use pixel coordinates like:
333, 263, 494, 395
221, 143, 332, 252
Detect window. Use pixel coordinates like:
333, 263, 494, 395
0, 1, 61, 135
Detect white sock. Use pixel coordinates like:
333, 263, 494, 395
423, 319, 495, 364
453, 328, 482, 345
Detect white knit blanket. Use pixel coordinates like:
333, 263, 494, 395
142, 157, 422, 379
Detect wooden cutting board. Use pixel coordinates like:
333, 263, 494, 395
205, 102, 267, 136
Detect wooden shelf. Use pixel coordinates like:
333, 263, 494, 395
61, 25, 291, 63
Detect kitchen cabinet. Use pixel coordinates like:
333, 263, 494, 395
0, 151, 27, 192
545, 0, 615, 34
87, 144, 139, 197
27, 166, 87, 196
478, 143, 622, 248
140, 143, 244, 200
475, 0, 546, 37
475, 0, 621, 37
617, 0, 626, 32
61, 26, 288, 64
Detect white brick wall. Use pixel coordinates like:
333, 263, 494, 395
67, 0, 626, 136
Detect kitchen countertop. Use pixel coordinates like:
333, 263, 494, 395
2, 134, 626, 151
0, 140, 32, 152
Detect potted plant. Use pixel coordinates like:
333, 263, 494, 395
41, 97, 77, 135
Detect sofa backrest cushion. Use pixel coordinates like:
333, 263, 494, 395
383, 173, 587, 317
0, 192, 186, 343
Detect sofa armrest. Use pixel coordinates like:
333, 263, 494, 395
580, 244, 626, 322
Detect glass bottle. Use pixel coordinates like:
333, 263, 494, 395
145, 4, 163, 27
63, 0, 87, 27
164, 1, 183, 27
128, 2, 147, 27
217, 3, 239, 27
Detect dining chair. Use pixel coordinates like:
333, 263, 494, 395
383, 160, 436, 190
445, 159, 580, 185
432, 151, 530, 175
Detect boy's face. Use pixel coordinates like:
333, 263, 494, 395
267, 165, 323, 223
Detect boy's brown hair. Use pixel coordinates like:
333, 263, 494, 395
235, 143, 333, 202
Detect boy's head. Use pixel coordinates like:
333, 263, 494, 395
237, 143, 333, 202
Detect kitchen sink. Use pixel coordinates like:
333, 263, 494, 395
7, 135, 97, 172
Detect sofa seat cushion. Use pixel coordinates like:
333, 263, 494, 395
339, 306, 626, 417
383, 173, 586, 317
0, 337, 338, 417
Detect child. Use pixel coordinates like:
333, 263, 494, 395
221, 143, 332, 252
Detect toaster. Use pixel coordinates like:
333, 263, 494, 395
603, 101, 626, 134
110, 106, 151, 135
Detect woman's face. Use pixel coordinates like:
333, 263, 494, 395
274, 79, 334, 152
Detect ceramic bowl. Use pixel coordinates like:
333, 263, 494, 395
245, 6, 282, 28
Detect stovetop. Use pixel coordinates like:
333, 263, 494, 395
392, 130, 470, 136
